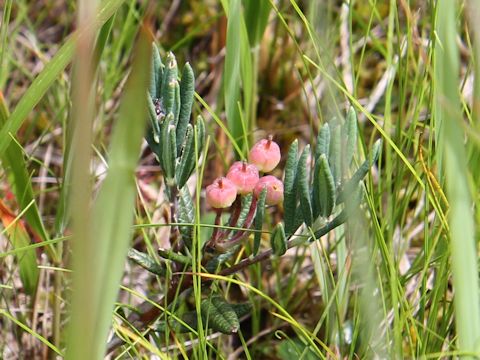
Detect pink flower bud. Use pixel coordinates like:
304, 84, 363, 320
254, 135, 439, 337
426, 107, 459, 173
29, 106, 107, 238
248, 135, 281, 172
206, 177, 237, 208
254, 175, 284, 206
226, 161, 260, 195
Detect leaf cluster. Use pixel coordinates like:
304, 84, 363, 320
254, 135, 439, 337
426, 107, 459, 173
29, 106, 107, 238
125, 47, 382, 338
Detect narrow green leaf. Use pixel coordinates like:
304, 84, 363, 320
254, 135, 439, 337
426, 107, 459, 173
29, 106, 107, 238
163, 80, 178, 121
94, 13, 116, 66
195, 115, 206, 154
201, 296, 240, 334
145, 96, 161, 151
344, 106, 358, 168
66, 30, 151, 359
297, 145, 313, 227
436, 1, 480, 353
337, 139, 381, 203
150, 43, 163, 99
270, 222, 287, 256
158, 248, 191, 265
231, 302, 252, 318
173, 80, 181, 123
0, 94, 50, 247
236, 193, 253, 229
127, 248, 165, 276
314, 154, 336, 217
176, 124, 194, 189
222, 0, 243, 156
329, 123, 342, 186
243, 0, 271, 46
0, 214, 39, 296
161, 53, 178, 117
177, 63, 195, 151
161, 117, 176, 185
284, 139, 298, 235
178, 186, 194, 249
157, 301, 251, 334
253, 187, 267, 255
315, 123, 330, 160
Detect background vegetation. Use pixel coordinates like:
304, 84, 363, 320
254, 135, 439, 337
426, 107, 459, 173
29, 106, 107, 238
1, 0, 480, 359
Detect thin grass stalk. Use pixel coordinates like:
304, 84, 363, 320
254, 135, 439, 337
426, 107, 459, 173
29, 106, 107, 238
435, 2, 480, 357
66, 8, 152, 360
466, 1, 480, 183
65, 0, 99, 358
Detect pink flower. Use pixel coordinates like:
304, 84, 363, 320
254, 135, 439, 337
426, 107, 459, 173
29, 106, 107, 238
226, 161, 260, 195
248, 135, 281, 172
254, 175, 284, 206
206, 177, 237, 208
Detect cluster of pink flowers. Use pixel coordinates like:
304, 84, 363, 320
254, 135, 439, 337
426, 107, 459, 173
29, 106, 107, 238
206, 136, 284, 208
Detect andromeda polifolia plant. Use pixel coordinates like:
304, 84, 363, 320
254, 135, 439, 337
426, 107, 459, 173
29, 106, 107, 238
107, 45, 382, 352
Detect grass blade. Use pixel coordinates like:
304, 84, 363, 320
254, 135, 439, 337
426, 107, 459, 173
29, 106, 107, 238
222, 0, 244, 156
66, 26, 151, 359
0, 0, 128, 159
435, 1, 480, 356
0, 93, 51, 254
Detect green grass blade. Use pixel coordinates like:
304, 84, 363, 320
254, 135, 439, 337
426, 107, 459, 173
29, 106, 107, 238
0, 202, 39, 296
243, 0, 270, 46
0, 0, 128, 158
0, 309, 63, 356
0, 94, 51, 252
222, 0, 244, 156
435, 1, 480, 356
65, 28, 151, 359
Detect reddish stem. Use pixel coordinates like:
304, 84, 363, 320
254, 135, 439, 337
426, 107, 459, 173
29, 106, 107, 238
221, 195, 257, 246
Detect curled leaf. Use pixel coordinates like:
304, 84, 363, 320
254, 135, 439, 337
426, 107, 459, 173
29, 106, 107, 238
329, 123, 342, 186
178, 187, 194, 249
177, 63, 195, 150
344, 106, 357, 169
175, 124, 194, 189
201, 296, 240, 334
253, 187, 267, 255
297, 145, 313, 227
314, 154, 336, 217
284, 140, 298, 235
315, 123, 330, 160
127, 248, 165, 276
271, 222, 287, 256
